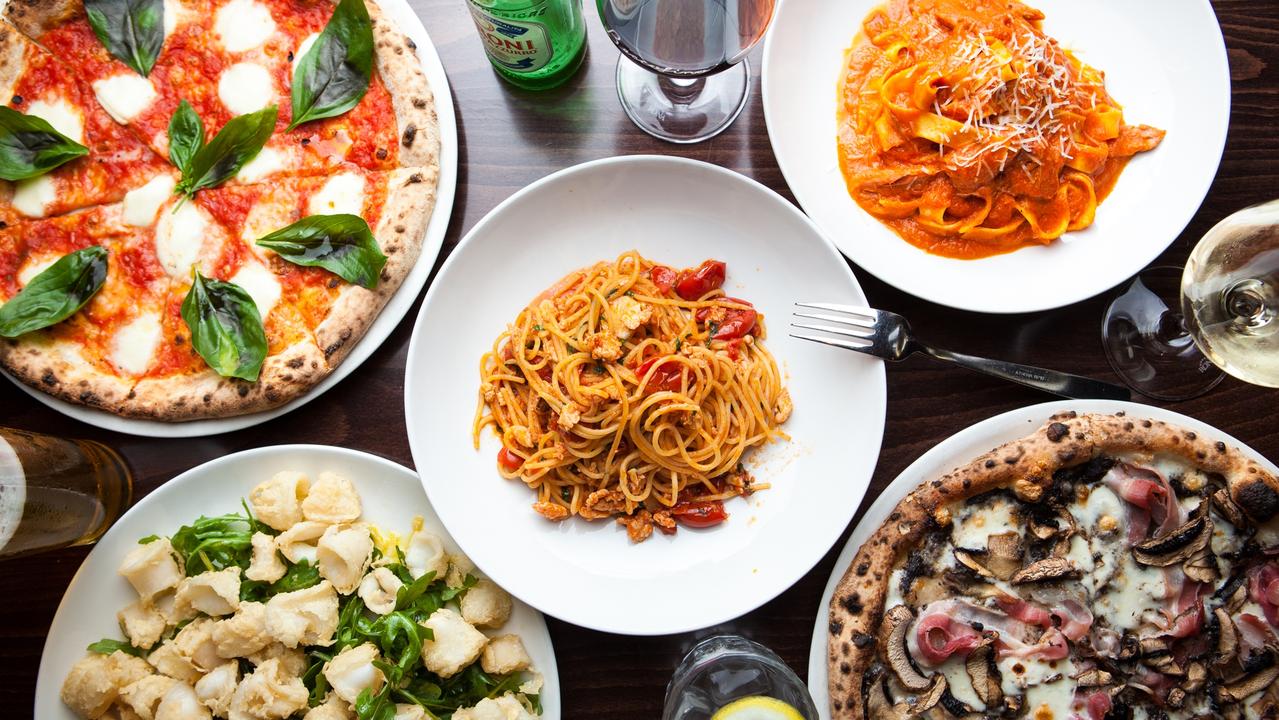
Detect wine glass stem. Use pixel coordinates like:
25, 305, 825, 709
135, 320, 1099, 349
657, 76, 706, 105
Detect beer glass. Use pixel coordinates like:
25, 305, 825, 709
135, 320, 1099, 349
0, 428, 132, 559
663, 635, 818, 719
598, 0, 776, 143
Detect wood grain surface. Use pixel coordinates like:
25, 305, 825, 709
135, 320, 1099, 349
3, 0, 1279, 716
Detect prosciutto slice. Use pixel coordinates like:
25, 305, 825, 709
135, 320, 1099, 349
909, 599, 1045, 665
999, 592, 1094, 642
1248, 561, 1279, 627
1102, 463, 1183, 545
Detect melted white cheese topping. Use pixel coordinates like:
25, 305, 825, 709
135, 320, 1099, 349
93, 74, 157, 123
292, 33, 320, 77
216, 0, 276, 52
230, 261, 282, 318
17, 255, 59, 287
122, 174, 177, 227
308, 172, 365, 216
155, 202, 209, 277
218, 62, 275, 115
11, 174, 58, 217
951, 496, 1019, 550
111, 313, 163, 375
235, 146, 285, 182
26, 98, 84, 144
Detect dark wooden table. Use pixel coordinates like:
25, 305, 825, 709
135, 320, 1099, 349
4, 1, 1279, 716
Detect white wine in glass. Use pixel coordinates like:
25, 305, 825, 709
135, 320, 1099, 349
1103, 200, 1279, 400
1182, 199, 1279, 386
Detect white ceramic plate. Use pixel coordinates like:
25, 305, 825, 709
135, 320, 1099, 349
762, 0, 1230, 313
805, 399, 1279, 717
34, 446, 560, 719
404, 156, 887, 635
3, 0, 459, 437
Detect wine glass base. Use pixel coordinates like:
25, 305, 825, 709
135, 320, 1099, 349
1102, 266, 1225, 401
615, 57, 750, 144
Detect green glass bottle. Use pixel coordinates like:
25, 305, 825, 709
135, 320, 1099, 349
466, 0, 587, 90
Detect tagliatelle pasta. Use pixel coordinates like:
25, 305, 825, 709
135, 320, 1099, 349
838, 0, 1164, 259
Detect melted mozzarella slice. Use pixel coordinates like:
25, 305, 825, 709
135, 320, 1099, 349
11, 174, 58, 217
164, 0, 180, 35
111, 312, 163, 375
122, 175, 177, 227
26, 98, 84, 144
155, 202, 210, 277
93, 74, 157, 123
17, 255, 60, 287
230, 261, 282, 317
216, 0, 277, 52
951, 495, 1018, 549
235, 146, 285, 182
308, 172, 365, 216
218, 63, 275, 115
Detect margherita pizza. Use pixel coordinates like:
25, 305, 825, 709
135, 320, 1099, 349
828, 412, 1279, 719
0, 0, 438, 419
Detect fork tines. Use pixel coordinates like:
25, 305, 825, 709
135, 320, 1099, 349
789, 302, 879, 352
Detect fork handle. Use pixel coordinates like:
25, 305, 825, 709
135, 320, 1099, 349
918, 344, 1131, 400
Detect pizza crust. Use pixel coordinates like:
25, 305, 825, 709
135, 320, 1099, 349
121, 338, 329, 420
365, 0, 439, 170
315, 165, 434, 367
0, 334, 135, 411
2, 0, 80, 41
826, 411, 1279, 719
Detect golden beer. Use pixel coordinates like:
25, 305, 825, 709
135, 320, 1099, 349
0, 428, 132, 559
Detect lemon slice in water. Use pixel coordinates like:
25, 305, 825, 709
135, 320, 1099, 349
710, 696, 806, 720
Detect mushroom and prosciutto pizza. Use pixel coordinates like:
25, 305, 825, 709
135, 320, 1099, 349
828, 412, 1279, 720
0, 0, 439, 420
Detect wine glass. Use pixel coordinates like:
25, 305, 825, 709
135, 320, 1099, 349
597, 0, 776, 143
1102, 200, 1279, 400
663, 635, 818, 720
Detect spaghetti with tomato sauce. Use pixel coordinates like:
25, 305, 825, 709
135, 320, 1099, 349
473, 252, 793, 543
838, 0, 1164, 259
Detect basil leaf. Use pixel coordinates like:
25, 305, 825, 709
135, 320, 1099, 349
288, 0, 373, 131
167, 100, 204, 172
255, 214, 386, 289
86, 638, 145, 657
84, 0, 165, 77
0, 106, 89, 181
180, 271, 268, 381
0, 247, 107, 337
176, 106, 277, 196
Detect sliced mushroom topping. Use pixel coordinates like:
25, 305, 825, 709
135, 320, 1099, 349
1132, 515, 1212, 567
1166, 687, 1187, 709
984, 532, 1024, 581
1183, 543, 1220, 583
1139, 636, 1171, 656
1009, 557, 1081, 585
1072, 668, 1114, 687
1028, 508, 1075, 541
1215, 607, 1240, 669
1213, 488, 1249, 529
1144, 653, 1184, 676
1118, 632, 1140, 660
1223, 575, 1250, 614
964, 640, 1003, 708
1219, 664, 1279, 702
864, 668, 901, 720
937, 688, 975, 718
880, 605, 932, 691
911, 674, 947, 713
953, 549, 996, 579
1183, 661, 1208, 693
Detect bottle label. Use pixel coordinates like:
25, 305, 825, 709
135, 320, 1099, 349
467, 4, 554, 74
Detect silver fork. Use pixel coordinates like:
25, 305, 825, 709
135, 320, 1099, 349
792, 302, 1130, 400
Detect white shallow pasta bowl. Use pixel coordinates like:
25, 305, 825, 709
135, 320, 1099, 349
404, 155, 887, 635
805, 400, 1279, 718
33, 445, 561, 719
2, 0, 458, 437
762, 0, 1230, 313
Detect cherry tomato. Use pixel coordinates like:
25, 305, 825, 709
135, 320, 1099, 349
650, 265, 677, 294
670, 501, 728, 528
635, 356, 683, 393
497, 447, 523, 472
674, 260, 727, 300
695, 297, 756, 340
725, 338, 743, 360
